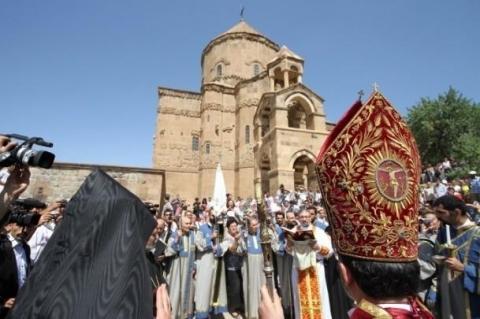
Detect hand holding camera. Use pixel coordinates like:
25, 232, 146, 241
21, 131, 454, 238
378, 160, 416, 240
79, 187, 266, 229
0, 134, 55, 222
0, 134, 55, 169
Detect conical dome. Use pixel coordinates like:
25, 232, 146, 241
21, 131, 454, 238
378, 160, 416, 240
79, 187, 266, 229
202, 20, 279, 86
220, 20, 263, 37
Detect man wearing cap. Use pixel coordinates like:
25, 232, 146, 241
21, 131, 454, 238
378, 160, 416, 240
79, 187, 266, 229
261, 91, 434, 318
315, 92, 433, 318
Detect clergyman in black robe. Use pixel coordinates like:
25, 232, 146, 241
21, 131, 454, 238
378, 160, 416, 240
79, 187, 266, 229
8, 169, 156, 319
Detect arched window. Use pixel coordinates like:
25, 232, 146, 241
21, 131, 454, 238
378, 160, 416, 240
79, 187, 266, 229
192, 136, 199, 151
205, 143, 211, 154
253, 64, 260, 76
245, 125, 250, 144
288, 102, 306, 128
216, 64, 223, 77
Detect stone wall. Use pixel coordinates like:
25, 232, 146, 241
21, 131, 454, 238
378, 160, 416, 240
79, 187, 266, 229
153, 88, 202, 171
23, 162, 165, 205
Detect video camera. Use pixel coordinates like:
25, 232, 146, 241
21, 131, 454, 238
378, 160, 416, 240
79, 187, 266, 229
5, 198, 46, 227
0, 134, 55, 168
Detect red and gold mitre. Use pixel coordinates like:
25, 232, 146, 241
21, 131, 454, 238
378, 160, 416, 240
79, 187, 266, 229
316, 90, 421, 261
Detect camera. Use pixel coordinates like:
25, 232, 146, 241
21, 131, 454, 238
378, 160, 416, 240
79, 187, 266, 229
144, 201, 159, 215
8, 208, 40, 227
0, 134, 55, 168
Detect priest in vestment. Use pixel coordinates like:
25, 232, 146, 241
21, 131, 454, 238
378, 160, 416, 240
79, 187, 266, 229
274, 211, 295, 319
431, 194, 480, 319
286, 209, 333, 319
315, 91, 434, 318
194, 209, 228, 318
165, 215, 195, 319
260, 91, 434, 318
220, 218, 246, 317
7, 170, 156, 319
243, 217, 266, 319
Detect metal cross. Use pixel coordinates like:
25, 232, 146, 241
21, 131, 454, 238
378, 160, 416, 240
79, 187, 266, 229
357, 89, 364, 100
373, 82, 380, 92
240, 6, 245, 20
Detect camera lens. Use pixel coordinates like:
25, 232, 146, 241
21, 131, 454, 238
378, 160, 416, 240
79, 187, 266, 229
11, 142, 55, 169
9, 211, 40, 227
29, 150, 55, 168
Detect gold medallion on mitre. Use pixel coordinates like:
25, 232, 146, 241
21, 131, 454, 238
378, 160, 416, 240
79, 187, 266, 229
316, 90, 421, 261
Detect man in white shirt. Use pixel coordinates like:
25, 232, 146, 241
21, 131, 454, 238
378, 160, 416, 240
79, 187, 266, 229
28, 200, 66, 263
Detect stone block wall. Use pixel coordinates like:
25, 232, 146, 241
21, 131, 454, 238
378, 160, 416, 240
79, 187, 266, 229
23, 162, 165, 205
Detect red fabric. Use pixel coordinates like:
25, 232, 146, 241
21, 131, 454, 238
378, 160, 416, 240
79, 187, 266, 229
316, 99, 363, 163
316, 91, 422, 261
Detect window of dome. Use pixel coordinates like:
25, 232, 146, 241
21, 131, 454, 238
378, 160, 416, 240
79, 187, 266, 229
253, 64, 260, 76
245, 125, 250, 144
192, 136, 199, 151
216, 64, 223, 77
205, 143, 211, 154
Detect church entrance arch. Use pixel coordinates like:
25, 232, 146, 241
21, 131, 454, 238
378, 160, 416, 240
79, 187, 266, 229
292, 154, 317, 191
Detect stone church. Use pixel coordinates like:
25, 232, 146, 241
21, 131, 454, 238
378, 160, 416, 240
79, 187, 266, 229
153, 20, 333, 201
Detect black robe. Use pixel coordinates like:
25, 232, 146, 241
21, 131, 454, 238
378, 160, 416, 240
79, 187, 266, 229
8, 169, 156, 319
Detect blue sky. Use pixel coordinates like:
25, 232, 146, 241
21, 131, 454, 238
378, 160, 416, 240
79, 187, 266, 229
1, 0, 479, 167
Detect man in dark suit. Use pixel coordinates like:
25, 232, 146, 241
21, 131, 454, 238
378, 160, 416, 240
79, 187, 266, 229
0, 216, 31, 319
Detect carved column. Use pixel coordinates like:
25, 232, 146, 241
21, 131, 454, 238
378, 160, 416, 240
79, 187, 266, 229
283, 70, 289, 88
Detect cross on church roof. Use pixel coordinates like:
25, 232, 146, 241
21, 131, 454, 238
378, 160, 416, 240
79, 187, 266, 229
240, 6, 245, 20
357, 89, 364, 101
373, 82, 380, 92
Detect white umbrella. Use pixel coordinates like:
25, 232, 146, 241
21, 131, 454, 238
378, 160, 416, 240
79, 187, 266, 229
212, 163, 227, 215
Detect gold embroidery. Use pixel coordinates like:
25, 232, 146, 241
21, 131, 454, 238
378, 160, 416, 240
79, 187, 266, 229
357, 299, 392, 319
316, 91, 420, 261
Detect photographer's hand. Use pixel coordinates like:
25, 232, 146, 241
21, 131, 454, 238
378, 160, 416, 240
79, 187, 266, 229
3, 298, 15, 309
40, 202, 61, 215
0, 136, 16, 154
3, 165, 30, 199
37, 213, 52, 226
0, 163, 31, 221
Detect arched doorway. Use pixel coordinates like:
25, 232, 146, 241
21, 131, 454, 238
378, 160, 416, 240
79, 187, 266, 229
293, 155, 317, 191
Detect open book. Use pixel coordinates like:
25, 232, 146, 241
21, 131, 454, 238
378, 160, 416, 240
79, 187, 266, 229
281, 227, 315, 241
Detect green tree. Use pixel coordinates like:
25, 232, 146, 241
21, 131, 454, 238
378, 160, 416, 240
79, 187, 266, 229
406, 87, 480, 171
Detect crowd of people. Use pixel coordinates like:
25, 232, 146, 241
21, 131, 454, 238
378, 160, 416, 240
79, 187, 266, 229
3, 174, 479, 318
147, 187, 336, 319
1, 91, 480, 319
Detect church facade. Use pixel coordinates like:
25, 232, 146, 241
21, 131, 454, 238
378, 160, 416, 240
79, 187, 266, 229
153, 20, 332, 201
